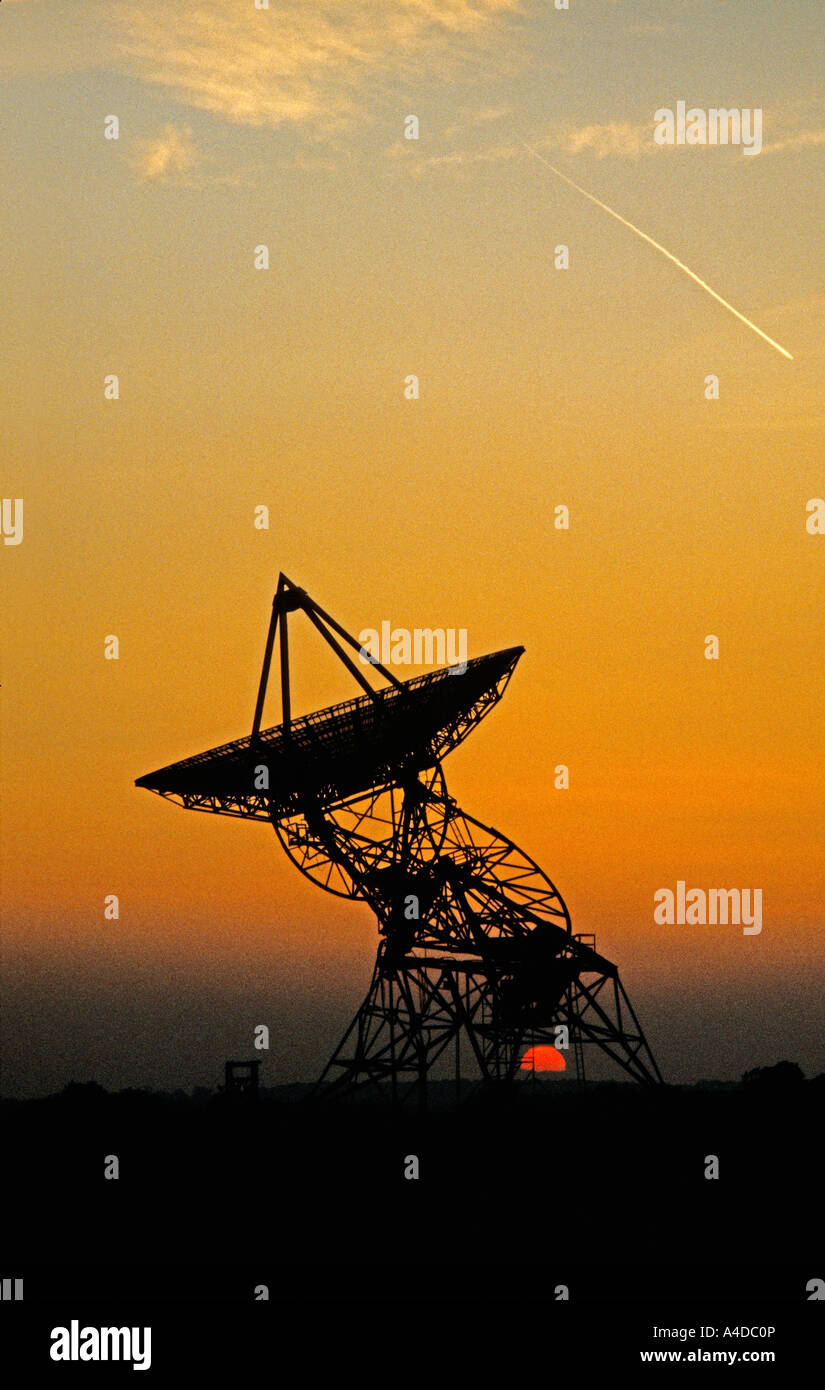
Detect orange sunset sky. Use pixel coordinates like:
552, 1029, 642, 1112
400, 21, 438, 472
2, 0, 823, 1094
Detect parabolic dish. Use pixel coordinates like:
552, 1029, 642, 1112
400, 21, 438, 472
136, 647, 523, 822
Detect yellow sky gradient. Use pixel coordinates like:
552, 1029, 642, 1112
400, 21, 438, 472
2, 0, 823, 1092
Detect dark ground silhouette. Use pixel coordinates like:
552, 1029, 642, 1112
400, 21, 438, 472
2, 1068, 822, 1305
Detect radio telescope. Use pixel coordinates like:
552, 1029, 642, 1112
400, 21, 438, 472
137, 575, 662, 1100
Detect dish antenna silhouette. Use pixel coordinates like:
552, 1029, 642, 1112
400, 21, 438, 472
137, 575, 662, 1100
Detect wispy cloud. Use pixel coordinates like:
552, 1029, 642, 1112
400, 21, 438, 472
552, 121, 647, 159
546, 104, 825, 161
468, 104, 512, 124
754, 93, 825, 154
394, 96, 825, 178
132, 124, 200, 184
112, 0, 520, 134
387, 138, 517, 175
762, 126, 825, 154
387, 123, 648, 179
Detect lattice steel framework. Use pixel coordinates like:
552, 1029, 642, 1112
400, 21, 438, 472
137, 575, 663, 1100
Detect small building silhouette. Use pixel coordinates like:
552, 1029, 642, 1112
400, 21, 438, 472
223, 1060, 260, 1096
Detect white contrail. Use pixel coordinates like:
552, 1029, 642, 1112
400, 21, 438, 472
519, 139, 793, 361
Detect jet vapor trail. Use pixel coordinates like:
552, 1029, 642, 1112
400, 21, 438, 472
519, 140, 793, 361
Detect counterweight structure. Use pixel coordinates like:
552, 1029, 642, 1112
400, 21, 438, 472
137, 576, 662, 1099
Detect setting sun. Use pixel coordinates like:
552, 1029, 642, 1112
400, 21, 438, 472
521, 1045, 566, 1073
